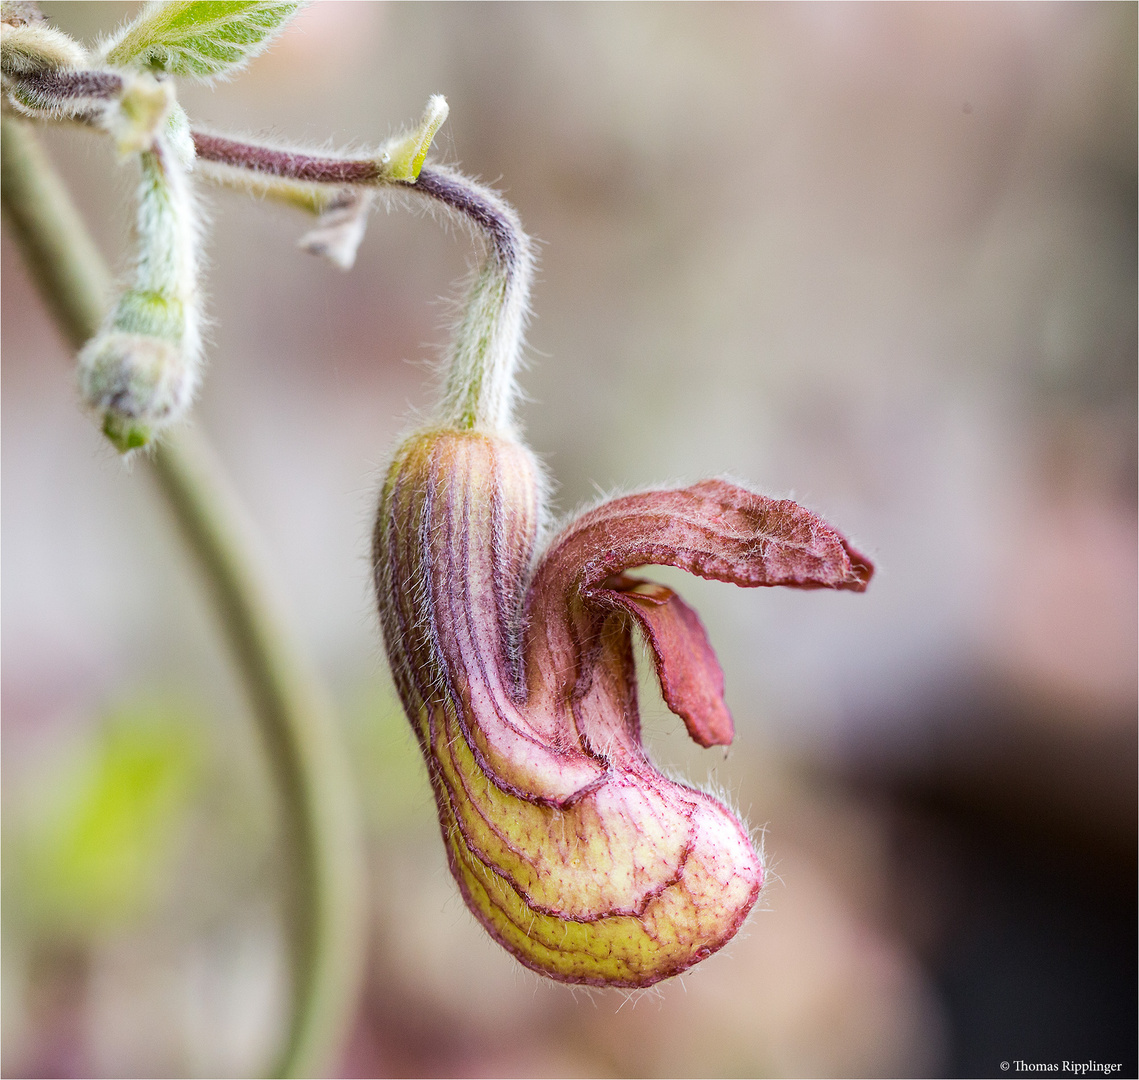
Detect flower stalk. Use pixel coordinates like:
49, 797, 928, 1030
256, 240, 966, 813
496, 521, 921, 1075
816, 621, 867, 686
187, 113, 530, 434
414, 165, 533, 435
1, 114, 363, 1079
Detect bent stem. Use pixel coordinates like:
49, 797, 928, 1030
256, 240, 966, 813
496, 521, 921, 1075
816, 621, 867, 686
1, 116, 363, 1080
190, 124, 534, 436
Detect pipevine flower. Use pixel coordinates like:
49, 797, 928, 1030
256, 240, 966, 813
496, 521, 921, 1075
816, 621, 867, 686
369, 145, 874, 986
375, 432, 871, 986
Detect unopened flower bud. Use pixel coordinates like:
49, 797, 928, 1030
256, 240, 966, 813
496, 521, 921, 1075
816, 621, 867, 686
80, 110, 200, 451
78, 328, 191, 451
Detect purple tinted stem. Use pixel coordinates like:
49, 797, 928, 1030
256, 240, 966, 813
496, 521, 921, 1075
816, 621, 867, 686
191, 131, 381, 185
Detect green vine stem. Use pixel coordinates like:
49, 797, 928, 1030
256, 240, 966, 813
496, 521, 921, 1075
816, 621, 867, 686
1, 116, 364, 1080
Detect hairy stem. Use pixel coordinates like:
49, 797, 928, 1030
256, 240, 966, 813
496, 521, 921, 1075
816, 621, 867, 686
192, 129, 382, 185
190, 130, 534, 435
414, 164, 532, 435
1, 116, 364, 1080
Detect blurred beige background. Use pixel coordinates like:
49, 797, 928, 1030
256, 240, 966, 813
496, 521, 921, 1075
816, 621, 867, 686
3, 3, 1135, 1077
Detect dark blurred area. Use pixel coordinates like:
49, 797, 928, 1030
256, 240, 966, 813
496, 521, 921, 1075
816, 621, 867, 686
3, 3, 1135, 1077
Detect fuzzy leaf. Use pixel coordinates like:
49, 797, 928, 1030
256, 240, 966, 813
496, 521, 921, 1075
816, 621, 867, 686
102, 0, 300, 81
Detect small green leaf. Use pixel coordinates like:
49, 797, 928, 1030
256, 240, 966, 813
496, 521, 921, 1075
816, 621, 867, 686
102, 0, 301, 81
380, 94, 449, 182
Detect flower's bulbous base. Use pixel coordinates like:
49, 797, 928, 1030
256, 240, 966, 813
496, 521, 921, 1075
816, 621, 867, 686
374, 429, 772, 986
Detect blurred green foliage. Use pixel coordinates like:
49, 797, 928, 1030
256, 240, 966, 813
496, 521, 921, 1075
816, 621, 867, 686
346, 677, 432, 839
5, 700, 201, 938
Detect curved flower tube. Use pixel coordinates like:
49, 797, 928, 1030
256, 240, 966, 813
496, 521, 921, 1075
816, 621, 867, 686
374, 429, 871, 986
